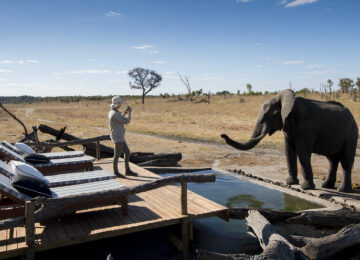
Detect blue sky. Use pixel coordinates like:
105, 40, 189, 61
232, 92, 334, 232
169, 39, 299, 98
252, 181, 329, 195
0, 0, 359, 96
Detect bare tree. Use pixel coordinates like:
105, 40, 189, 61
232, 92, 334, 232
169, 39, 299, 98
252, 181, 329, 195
128, 67, 162, 104
179, 74, 193, 102
327, 79, 333, 96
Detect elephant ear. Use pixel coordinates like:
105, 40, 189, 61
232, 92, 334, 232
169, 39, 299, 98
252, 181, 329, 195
277, 89, 295, 126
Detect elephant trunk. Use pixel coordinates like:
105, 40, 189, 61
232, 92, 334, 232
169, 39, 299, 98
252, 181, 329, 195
222, 122, 268, 151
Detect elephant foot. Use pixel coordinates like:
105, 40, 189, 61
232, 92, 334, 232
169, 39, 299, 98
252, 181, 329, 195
286, 176, 299, 185
337, 183, 353, 193
321, 179, 336, 189
301, 180, 315, 190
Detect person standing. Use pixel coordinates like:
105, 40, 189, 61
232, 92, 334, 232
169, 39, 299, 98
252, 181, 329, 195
108, 96, 137, 178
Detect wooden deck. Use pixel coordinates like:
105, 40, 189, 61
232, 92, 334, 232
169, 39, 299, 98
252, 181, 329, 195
0, 158, 228, 259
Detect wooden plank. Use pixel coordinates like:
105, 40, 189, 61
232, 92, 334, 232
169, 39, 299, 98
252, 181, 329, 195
6, 228, 17, 251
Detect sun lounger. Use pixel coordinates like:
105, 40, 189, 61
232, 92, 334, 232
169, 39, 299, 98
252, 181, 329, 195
0, 160, 115, 187
0, 173, 127, 220
1, 140, 85, 159
0, 145, 94, 174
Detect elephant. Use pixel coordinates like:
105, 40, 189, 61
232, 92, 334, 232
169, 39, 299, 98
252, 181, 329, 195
221, 89, 358, 193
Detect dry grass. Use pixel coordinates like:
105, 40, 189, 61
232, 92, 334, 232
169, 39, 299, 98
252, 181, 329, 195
1, 93, 360, 151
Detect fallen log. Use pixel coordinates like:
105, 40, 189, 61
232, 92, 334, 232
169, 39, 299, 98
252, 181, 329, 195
246, 210, 306, 260
229, 207, 298, 223
39, 124, 183, 166
137, 159, 180, 167
144, 167, 212, 174
286, 208, 360, 228
301, 223, 360, 260
130, 153, 182, 164
196, 249, 250, 260
39, 124, 114, 157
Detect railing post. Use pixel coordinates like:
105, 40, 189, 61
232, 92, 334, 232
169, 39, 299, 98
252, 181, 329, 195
24, 201, 35, 260
180, 181, 189, 260
181, 182, 187, 215
96, 141, 100, 160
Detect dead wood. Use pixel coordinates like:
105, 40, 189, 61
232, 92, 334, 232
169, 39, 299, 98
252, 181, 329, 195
300, 223, 360, 260
130, 152, 182, 164
144, 167, 212, 174
0, 102, 29, 137
246, 210, 306, 260
39, 124, 114, 157
196, 249, 250, 260
286, 207, 360, 228
39, 124, 183, 166
137, 159, 180, 167
229, 207, 298, 223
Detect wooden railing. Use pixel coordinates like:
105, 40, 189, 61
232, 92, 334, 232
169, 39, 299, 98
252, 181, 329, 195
13, 173, 216, 260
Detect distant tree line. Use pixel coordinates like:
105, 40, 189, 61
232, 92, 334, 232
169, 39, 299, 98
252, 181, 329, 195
0, 95, 146, 104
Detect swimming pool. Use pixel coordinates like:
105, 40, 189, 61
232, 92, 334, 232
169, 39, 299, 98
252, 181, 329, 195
161, 170, 323, 253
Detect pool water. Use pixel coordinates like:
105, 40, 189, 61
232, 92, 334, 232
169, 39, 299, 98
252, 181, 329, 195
161, 170, 323, 253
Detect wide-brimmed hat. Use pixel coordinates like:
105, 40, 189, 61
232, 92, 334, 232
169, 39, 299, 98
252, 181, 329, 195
110, 96, 125, 109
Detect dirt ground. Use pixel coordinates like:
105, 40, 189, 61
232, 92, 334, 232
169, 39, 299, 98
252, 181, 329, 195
125, 132, 360, 187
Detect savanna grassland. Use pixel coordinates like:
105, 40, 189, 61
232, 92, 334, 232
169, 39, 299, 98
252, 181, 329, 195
1, 92, 360, 185
2, 92, 360, 148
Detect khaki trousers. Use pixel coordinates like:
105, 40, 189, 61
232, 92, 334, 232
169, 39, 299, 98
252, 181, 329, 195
113, 141, 131, 174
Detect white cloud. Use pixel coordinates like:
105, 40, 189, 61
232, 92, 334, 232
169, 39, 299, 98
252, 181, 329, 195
0, 82, 36, 87
26, 59, 40, 63
70, 70, 112, 74
236, 0, 253, 2
280, 60, 304, 65
0, 59, 39, 64
55, 70, 112, 75
132, 45, 155, 50
0, 69, 12, 73
0, 60, 13, 64
202, 74, 224, 81
285, 0, 318, 8
0, 78, 10, 81
306, 64, 327, 69
153, 61, 166, 64
105, 11, 122, 17
255, 42, 262, 46
116, 70, 128, 75
256, 65, 263, 69
165, 71, 175, 75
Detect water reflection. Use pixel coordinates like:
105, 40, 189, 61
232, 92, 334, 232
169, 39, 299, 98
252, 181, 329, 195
226, 194, 264, 209
161, 170, 322, 253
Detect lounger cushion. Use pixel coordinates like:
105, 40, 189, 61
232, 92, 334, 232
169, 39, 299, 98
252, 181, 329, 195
0, 160, 15, 178
15, 142, 36, 155
9, 160, 46, 182
0, 145, 26, 162
12, 174, 52, 198
24, 154, 50, 164
1, 141, 24, 155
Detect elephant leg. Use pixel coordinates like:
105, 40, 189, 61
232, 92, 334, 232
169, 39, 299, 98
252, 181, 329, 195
338, 146, 355, 192
322, 157, 339, 189
285, 138, 298, 185
297, 152, 315, 190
